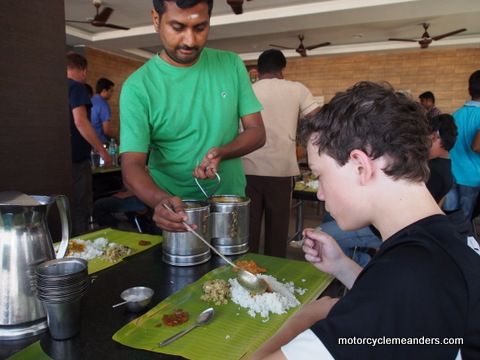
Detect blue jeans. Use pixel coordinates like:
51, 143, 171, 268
442, 183, 480, 221
321, 215, 382, 267
93, 195, 147, 228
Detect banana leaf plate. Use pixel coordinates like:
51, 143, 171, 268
55, 228, 162, 274
6, 341, 51, 360
113, 253, 333, 360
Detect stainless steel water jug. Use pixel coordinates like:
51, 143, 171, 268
0, 193, 70, 340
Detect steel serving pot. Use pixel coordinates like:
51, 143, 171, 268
209, 195, 250, 255
162, 200, 211, 266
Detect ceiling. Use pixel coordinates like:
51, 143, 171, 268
65, 0, 480, 63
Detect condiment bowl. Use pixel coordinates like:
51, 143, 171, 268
119, 286, 154, 312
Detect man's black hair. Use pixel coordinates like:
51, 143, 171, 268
468, 70, 480, 99
152, 0, 213, 16
96, 78, 114, 94
430, 113, 458, 151
257, 49, 287, 75
419, 91, 435, 103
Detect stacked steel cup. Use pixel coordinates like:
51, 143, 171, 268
35, 258, 88, 340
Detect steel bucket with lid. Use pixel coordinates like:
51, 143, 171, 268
195, 174, 250, 255
209, 195, 250, 255
162, 200, 211, 266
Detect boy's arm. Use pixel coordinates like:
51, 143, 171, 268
250, 297, 339, 360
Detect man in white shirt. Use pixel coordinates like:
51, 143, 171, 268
242, 49, 319, 258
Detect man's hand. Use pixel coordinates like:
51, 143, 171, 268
193, 147, 222, 179
152, 195, 198, 232
99, 149, 113, 168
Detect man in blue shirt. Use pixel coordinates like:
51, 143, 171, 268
91, 78, 115, 144
443, 70, 480, 220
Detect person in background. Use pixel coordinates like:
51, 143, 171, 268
92, 164, 160, 234
91, 77, 115, 144
419, 90, 442, 120
319, 112, 460, 266
242, 49, 319, 258
119, 0, 265, 232
443, 70, 480, 221
85, 83, 93, 98
427, 113, 457, 202
67, 52, 112, 235
93, 190, 150, 231
251, 81, 480, 360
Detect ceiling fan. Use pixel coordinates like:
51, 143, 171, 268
389, 23, 466, 49
227, 0, 253, 15
270, 35, 331, 57
66, 0, 130, 30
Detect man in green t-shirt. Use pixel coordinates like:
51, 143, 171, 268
120, 0, 265, 232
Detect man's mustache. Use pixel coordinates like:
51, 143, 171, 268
177, 45, 199, 51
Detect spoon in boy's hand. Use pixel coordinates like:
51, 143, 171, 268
289, 226, 322, 248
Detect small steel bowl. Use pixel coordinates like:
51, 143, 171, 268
120, 286, 154, 312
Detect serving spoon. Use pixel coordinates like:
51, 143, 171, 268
159, 308, 215, 347
163, 203, 267, 294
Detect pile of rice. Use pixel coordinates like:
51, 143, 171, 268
56, 237, 134, 263
229, 274, 302, 319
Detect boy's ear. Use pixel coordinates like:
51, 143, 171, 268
349, 149, 374, 186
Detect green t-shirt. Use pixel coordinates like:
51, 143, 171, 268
120, 48, 263, 199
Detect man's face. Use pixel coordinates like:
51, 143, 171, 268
72, 68, 87, 84
102, 87, 114, 100
420, 98, 433, 110
152, 1, 210, 67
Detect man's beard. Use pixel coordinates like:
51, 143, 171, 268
164, 45, 201, 65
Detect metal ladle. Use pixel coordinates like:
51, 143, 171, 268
163, 203, 267, 294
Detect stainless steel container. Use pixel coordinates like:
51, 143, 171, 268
162, 200, 211, 266
209, 195, 250, 255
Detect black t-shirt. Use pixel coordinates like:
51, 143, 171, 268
369, 158, 453, 238
311, 215, 480, 359
68, 78, 92, 163
427, 157, 453, 203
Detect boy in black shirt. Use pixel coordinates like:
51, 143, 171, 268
252, 82, 480, 360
